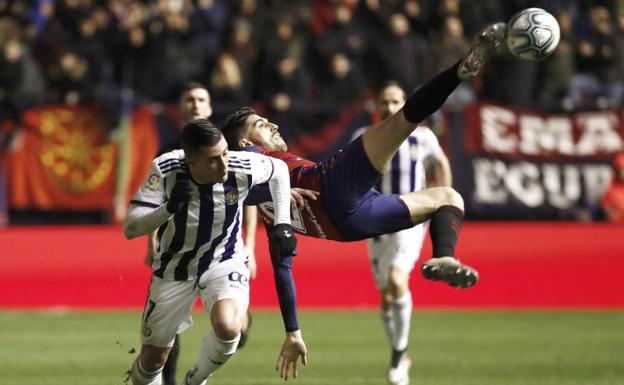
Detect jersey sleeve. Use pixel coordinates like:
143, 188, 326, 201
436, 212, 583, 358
130, 158, 166, 208
245, 151, 276, 187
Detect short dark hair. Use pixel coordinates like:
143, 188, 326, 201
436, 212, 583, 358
181, 118, 222, 155
221, 106, 256, 150
178, 82, 209, 99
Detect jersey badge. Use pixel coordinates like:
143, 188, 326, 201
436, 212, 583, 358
225, 190, 238, 205
146, 173, 161, 192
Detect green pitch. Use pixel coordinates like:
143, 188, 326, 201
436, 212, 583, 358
1, 310, 622, 385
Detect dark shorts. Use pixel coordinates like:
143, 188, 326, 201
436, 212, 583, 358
310, 137, 413, 241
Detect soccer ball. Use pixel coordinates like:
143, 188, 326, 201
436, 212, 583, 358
506, 8, 560, 61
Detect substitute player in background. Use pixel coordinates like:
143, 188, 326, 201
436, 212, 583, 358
351, 82, 452, 385
222, 22, 508, 292
145, 82, 255, 385
124, 119, 305, 385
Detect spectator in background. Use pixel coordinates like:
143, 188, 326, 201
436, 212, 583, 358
45, 49, 95, 105
315, 51, 366, 115
431, 16, 474, 109
210, 52, 250, 123
260, 53, 310, 141
538, 9, 576, 110
571, 5, 623, 109
601, 153, 624, 223
188, 0, 230, 75
370, 12, 431, 91
226, 18, 258, 105
0, 16, 46, 115
314, 3, 367, 77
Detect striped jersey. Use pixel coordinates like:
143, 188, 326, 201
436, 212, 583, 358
130, 149, 278, 281
351, 126, 444, 194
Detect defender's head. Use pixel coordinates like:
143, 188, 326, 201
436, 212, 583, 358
376, 81, 406, 120
221, 107, 287, 151
178, 82, 212, 124
181, 118, 228, 184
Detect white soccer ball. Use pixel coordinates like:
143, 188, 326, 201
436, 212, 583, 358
506, 8, 560, 61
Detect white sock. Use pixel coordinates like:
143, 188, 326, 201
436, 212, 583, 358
380, 308, 395, 347
188, 329, 240, 385
390, 291, 412, 351
130, 357, 162, 385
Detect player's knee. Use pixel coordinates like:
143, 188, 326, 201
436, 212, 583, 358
437, 187, 464, 211
387, 270, 409, 299
140, 345, 169, 372
212, 318, 242, 341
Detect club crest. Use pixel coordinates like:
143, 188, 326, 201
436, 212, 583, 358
225, 190, 238, 205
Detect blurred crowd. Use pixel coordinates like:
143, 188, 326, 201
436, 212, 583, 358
2, 0, 624, 136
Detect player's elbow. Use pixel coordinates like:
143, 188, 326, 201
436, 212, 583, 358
123, 219, 141, 239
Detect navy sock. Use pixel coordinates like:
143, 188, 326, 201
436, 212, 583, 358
430, 205, 464, 258
402, 61, 461, 124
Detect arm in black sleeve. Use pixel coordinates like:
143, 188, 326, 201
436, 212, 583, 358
271, 250, 299, 332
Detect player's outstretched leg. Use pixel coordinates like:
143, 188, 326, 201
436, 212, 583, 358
457, 22, 507, 80
421, 205, 478, 288
399, 188, 478, 288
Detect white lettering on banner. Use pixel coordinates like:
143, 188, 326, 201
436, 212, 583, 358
473, 158, 613, 208
519, 115, 574, 155
576, 112, 622, 154
505, 162, 544, 207
473, 158, 507, 204
478, 105, 624, 156
582, 165, 613, 203
542, 164, 580, 208
481, 105, 517, 153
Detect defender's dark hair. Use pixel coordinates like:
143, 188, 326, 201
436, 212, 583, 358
181, 118, 222, 155
221, 106, 257, 150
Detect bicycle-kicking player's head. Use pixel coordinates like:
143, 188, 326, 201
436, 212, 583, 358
181, 118, 228, 184
376, 81, 406, 120
178, 82, 213, 125
221, 107, 287, 152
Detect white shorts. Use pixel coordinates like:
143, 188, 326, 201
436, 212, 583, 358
140, 257, 250, 348
367, 222, 428, 290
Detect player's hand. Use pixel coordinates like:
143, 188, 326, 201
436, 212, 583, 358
244, 246, 257, 279
269, 224, 297, 258
276, 330, 308, 380
290, 188, 319, 208
166, 177, 192, 213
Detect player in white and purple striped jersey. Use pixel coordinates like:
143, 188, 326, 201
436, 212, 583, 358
123, 118, 305, 385
351, 82, 452, 385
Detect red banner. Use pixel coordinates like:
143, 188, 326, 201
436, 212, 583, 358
5, 105, 157, 210
464, 102, 624, 159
